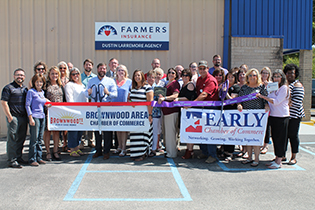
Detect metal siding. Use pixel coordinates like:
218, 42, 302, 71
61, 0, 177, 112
230, 0, 312, 50
0, 0, 225, 135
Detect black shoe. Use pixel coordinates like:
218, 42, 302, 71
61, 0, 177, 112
17, 158, 28, 165
53, 152, 61, 161
8, 160, 22, 168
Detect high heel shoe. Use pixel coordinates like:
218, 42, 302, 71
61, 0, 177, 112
46, 152, 52, 161
182, 150, 194, 159
53, 152, 61, 161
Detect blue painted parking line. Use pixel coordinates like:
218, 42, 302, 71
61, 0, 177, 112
299, 146, 315, 156
300, 142, 315, 145
64, 152, 192, 201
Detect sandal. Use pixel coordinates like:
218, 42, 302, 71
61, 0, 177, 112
265, 161, 275, 166
251, 161, 259, 167
288, 159, 297, 165
113, 148, 122, 154
70, 151, 80, 157
148, 150, 156, 157
46, 152, 52, 161
260, 147, 268, 154
268, 162, 281, 169
119, 150, 126, 157
76, 149, 84, 155
53, 152, 61, 161
242, 159, 253, 164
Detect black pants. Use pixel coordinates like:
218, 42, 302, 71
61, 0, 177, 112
269, 116, 289, 158
94, 131, 112, 154
264, 119, 271, 144
285, 117, 301, 154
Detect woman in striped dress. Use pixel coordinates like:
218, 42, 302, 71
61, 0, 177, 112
128, 70, 153, 161
283, 64, 305, 165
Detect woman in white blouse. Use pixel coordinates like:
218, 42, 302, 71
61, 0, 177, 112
64, 68, 88, 157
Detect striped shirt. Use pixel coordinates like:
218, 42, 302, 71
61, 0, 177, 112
289, 80, 305, 119
129, 84, 153, 102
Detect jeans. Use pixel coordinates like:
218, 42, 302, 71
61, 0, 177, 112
199, 144, 217, 158
6, 116, 28, 162
28, 118, 45, 163
68, 131, 83, 148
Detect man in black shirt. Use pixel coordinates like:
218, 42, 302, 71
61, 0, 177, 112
1, 68, 28, 168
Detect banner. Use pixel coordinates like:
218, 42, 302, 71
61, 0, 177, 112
47, 105, 150, 132
95, 22, 169, 50
180, 108, 268, 146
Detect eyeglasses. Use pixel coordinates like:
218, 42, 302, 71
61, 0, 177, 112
14, 74, 25, 77
71, 73, 79, 76
36, 68, 45, 71
199, 67, 206, 70
286, 72, 295, 75
182, 74, 189, 77
215, 74, 223, 77
248, 74, 257, 77
273, 76, 282, 78
261, 72, 269, 75
117, 69, 124, 72
190, 65, 197, 68
168, 71, 176, 75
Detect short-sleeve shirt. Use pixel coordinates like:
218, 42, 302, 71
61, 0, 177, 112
81, 72, 96, 88
196, 73, 219, 101
112, 79, 132, 102
129, 84, 153, 102
239, 84, 267, 109
1, 81, 28, 117
162, 80, 180, 115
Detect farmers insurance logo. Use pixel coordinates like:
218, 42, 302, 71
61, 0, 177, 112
185, 111, 202, 133
97, 25, 118, 36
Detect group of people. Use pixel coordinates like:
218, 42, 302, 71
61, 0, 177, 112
1, 55, 305, 170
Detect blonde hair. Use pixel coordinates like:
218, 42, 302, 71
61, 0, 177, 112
116, 64, 129, 79
46, 66, 62, 87
245, 68, 262, 85
57, 61, 69, 78
260, 66, 271, 82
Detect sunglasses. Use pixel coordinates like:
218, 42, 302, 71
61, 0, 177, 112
59, 67, 67, 70
168, 71, 176, 75
36, 68, 45, 71
248, 74, 257, 77
71, 73, 79, 76
182, 74, 189, 77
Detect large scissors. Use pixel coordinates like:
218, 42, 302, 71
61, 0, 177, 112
219, 80, 229, 129
90, 83, 106, 134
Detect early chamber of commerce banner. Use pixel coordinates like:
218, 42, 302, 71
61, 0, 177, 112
180, 108, 268, 146
47, 104, 151, 132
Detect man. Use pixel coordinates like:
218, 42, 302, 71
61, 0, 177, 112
1, 68, 28, 168
85, 63, 117, 160
145, 58, 166, 80
81, 59, 97, 148
208, 55, 228, 75
106, 58, 119, 78
174, 65, 184, 88
195, 60, 219, 163
67, 62, 73, 70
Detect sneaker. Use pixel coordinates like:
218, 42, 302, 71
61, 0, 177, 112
8, 160, 22, 168
205, 156, 216, 163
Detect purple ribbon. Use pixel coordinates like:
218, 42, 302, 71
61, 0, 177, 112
151, 93, 258, 107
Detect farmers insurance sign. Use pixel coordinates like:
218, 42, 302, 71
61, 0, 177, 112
95, 22, 169, 50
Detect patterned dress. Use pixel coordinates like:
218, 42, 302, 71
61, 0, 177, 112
239, 84, 267, 109
129, 84, 153, 158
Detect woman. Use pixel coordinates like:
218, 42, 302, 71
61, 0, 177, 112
28, 61, 47, 89
57, 61, 70, 152
112, 64, 132, 157
283, 64, 305, 165
58, 61, 69, 87
176, 69, 197, 159
44, 66, 66, 161
64, 67, 87, 157
258, 69, 290, 169
220, 70, 240, 161
152, 68, 165, 153
189, 62, 199, 85
128, 70, 153, 161
158, 68, 180, 158
212, 68, 226, 85
260, 67, 272, 154
237, 68, 269, 167
25, 74, 50, 166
